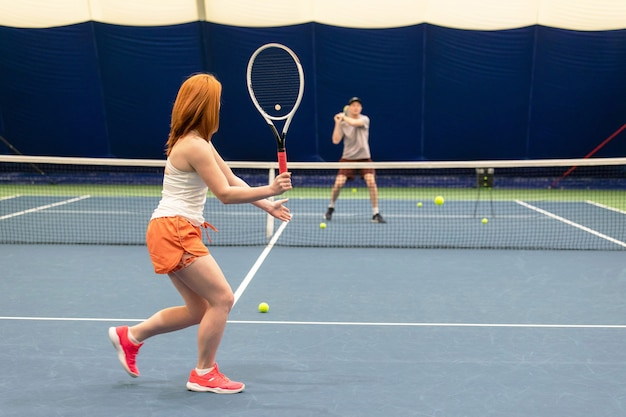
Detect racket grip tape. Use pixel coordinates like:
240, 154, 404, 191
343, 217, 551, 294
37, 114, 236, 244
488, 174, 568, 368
277, 150, 288, 174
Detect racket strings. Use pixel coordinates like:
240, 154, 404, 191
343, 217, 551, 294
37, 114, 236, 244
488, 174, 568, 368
250, 50, 301, 117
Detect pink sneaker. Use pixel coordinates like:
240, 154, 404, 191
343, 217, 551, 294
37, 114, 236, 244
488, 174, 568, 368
108, 326, 143, 377
186, 363, 245, 394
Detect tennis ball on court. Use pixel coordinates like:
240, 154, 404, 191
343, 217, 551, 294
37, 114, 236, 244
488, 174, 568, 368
417, 202, 423, 207
434, 196, 444, 206
482, 218, 488, 224
320, 222, 327, 229
274, 104, 281, 111
258, 302, 269, 313
351, 188, 357, 193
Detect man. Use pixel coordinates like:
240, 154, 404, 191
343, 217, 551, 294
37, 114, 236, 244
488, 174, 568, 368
324, 97, 386, 223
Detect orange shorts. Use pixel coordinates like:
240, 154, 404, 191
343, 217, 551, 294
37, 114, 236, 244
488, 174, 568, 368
146, 216, 209, 274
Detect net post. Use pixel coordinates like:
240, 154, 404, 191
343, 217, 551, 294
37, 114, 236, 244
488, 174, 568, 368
266, 167, 276, 240
474, 168, 495, 217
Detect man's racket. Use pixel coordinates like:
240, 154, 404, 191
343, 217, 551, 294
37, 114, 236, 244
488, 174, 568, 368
247, 43, 304, 174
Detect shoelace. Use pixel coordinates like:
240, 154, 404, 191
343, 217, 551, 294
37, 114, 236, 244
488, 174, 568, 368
215, 372, 231, 382
208, 368, 229, 382
206, 364, 232, 383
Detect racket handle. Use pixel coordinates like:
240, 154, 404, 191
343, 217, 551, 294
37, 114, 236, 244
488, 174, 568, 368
278, 150, 287, 174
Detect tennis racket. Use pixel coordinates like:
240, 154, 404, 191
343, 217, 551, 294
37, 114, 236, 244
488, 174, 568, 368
247, 43, 304, 174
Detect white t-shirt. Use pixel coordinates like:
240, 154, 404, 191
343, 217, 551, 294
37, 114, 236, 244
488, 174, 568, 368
340, 115, 371, 160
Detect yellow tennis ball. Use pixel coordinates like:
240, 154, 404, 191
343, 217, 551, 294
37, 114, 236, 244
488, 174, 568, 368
351, 188, 357, 193
258, 302, 269, 313
274, 104, 281, 111
482, 218, 488, 224
417, 202, 423, 207
434, 196, 444, 205
320, 222, 326, 229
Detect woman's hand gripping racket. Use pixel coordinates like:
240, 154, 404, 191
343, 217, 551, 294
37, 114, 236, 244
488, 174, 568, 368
247, 43, 304, 174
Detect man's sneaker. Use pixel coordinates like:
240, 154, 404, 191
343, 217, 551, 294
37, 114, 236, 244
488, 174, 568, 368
324, 207, 334, 220
186, 363, 245, 394
108, 326, 143, 377
372, 213, 387, 223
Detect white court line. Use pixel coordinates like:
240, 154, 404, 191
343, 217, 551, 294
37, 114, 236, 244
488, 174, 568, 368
295, 212, 538, 219
0, 195, 91, 220
586, 200, 626, 215
0, 316, 143, 322
1, 316, 625, 329
516, 200, 626, 248
232, 219, 290, 306
229, 320, 626, 329
34, 209, 143, 215
0, 194, 20, 201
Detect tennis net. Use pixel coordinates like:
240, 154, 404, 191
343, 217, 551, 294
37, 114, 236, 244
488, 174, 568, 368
1, 154, 625, 250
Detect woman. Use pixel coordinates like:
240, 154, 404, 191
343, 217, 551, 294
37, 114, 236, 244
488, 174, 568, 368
108, 73, 292, 394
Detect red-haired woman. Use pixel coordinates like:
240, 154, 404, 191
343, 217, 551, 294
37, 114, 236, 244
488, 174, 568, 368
109, 73, 292, 394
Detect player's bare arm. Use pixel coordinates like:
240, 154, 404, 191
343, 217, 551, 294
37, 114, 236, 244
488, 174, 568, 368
210, 144, 291, 220
188, 139, 291, 204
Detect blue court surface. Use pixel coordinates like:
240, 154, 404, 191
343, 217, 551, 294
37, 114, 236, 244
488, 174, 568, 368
1, 244, 625, 417
2, 195, 626, 250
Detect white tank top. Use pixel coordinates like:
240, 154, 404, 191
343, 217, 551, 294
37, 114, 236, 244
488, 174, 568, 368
151, 159, 208, 226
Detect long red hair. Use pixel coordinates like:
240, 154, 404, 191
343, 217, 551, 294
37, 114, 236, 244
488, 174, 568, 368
166, 73, 222, 156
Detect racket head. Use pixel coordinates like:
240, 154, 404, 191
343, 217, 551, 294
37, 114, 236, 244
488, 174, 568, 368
246, 43, 304, 123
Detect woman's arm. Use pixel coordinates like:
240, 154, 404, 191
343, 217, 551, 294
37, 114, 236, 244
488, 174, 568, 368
188, 139, 291, 204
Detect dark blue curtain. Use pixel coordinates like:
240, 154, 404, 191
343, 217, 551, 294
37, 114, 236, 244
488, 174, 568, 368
0, 23, 107, 156
94, 22, 205, 158
529, 27, 626, 158
1, 22, 625, 160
